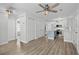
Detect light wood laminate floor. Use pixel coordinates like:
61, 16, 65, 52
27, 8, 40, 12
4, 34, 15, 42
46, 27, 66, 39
0, 36, 78, 55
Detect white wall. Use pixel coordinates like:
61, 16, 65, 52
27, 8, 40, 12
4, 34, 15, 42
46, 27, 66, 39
77, 14, 79, 53
19, 14, 46, 43
0, 13, 16, 44
35, 19, 45, 39
76, 8, 79, 53
0, 14, 8, 44
26, 17, 45, 42
64, 16, 74, 42
8, 19, 16, 41
27, 17, 36, 41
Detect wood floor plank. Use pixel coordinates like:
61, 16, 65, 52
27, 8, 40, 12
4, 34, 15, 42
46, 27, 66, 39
39, 40, 57, 55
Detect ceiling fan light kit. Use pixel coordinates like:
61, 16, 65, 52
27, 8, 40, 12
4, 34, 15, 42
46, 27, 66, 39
6, 10, 11, 15
43, 11, 48, 16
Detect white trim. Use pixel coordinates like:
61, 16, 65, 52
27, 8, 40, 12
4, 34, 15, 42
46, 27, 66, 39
0, 41, 8, 45
20, 40, 29, 44
48, 37, 54, 40
8, 39, 16, 42
64, 40, 73, 43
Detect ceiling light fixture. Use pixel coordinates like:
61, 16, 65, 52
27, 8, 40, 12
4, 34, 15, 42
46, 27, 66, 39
44, 10, 48, 16
37, 3, 60, 16
6, 10, 11, 15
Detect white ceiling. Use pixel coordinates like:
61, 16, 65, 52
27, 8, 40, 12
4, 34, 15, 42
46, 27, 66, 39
0, 3, 79, 21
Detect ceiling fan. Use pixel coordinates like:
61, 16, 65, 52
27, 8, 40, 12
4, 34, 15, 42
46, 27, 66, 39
36, 3, 60, 16
0, 6, 16, 17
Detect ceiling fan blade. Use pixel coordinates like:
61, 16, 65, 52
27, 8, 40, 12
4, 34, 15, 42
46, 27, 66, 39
49, 10, 58, 13
36, 10, 44, 13
49, 3, 59, 9
5, 5, 15, 10
38, 4, 45, 9
8, 7, 15, 10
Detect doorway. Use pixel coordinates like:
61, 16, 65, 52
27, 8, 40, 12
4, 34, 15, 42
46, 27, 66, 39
15, 18, 21, 47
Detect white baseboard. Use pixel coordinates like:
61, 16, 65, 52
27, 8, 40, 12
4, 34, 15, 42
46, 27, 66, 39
0, 39, 16, 45
20, 40, 29, 44
35, 35, 45, 39
64, 40, 73, 43
48, 37, 54, 40
0, 41, 8, 45
8, 38, 16, 41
